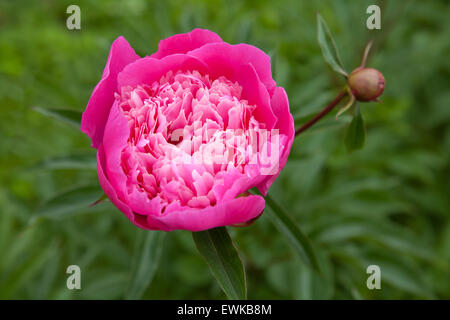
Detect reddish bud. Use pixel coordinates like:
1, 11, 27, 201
347, 67, 385, 102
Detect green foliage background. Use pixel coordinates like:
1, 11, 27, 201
0, 0, 449, 299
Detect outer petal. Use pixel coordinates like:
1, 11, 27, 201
81, 37, 139, 148
98, 145, 166, 230
257, 87, 295, 195
118, 54, 209, 89
150, 28, 222, 59
154, 195, 265, 231
188, 42, 277, 94
234, 63, 277, 129
100, 102, 169, 230
97, 145, 133, 221
102, 101, 129, 201
101, 99, 172, 231
212, 166, 266, 202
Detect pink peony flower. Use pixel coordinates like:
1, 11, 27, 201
81, 29, 294, 231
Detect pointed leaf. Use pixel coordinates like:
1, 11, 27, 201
126, 231, 166, 299
32, 106, 82, 128
345, 106, 366, 152
193, 227, 247, 300
336, 88, 355, 119
268, 48, 277, 82
264, 193, 321, 273
360, 40, 373, 68
29, 185, 103, 224
0, 240, 58, 298
317, 14, 347, 76
89, 193, 108, 207
31, 154, 97, 171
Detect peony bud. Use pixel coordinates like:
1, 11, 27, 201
347, 67, 385, 102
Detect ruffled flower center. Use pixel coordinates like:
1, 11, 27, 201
116, 70, 268, 212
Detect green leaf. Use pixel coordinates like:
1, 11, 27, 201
29, 185, 103, 223
89, 193, 108, 207
31, 154, 97, 171
0, 240, 58, 299
268, 48, 277, 82
314, 220, 440, 264
32, 106, 82, 128
193, 227, 247, 300
317, 14, 347, 77
263, 193, 321, 273
336, 87, 355, 119
80, 272, 130, 300
345, 106, 366, 152
126, 230, 166, 299
236, 18, 253, 43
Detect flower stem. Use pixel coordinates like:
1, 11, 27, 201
294, 89, 347, 137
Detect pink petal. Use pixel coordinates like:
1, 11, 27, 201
101, 101, 130, 201
81, 37, 139, 148
188, 42, 277, 94
155, 195, 265, 231
117, 54, 209, 89
234, 63, 277, 129
98, 145, 166, 230
257, 87, 295, 195
99, 124, 169, 231
97, 145, 133, 220
151, 29, 222, 59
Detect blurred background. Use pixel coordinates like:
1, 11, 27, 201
0, 0, 449, 299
